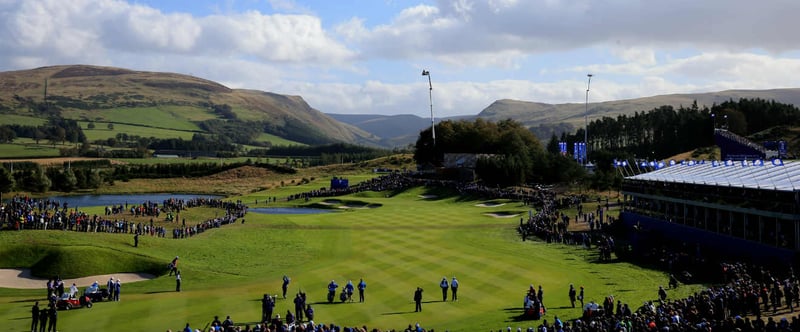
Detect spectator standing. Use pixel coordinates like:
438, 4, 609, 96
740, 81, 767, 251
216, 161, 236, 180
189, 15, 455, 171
439, 277, 449, 301
113, 279, 121, 301
357, 278, 367, 302
47, 304, 57, 332
222, 315, 234, 330
175, 271, 181, 292
106, 277, 115, 300
38, 307, 47, 332
414, 287, 424, 312
305, 304, 314, 321
294, 293, 305, 322
345, 280, 355, 302
261, 294, 273, 323
31, 301, 39, 332
569, 284, 577, 308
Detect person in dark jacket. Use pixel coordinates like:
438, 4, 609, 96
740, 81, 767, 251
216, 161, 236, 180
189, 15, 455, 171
414, 287, 424, 312
31, 301, 39, 332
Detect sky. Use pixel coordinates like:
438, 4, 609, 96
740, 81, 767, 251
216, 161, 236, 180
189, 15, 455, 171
2, 0, 800, 118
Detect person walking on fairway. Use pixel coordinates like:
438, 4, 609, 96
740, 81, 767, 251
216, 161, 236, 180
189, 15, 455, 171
175, 271, 182, 292
414, 287, 424, 312
282, 275, 290, 299
439, 277, 449, 301
357, 278, 367, 302
169, 256, 179, 276
579, 286, 585, 307
451, 277, 459, 301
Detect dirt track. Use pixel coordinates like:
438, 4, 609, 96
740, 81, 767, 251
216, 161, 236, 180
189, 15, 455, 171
0, 269, 155, 289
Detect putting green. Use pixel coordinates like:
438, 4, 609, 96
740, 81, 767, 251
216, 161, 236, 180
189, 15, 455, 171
0, 187, 701, 331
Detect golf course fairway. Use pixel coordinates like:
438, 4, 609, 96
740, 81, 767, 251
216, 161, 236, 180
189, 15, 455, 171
0, 186, 701, 331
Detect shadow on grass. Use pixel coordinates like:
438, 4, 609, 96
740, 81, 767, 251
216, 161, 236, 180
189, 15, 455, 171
145, 290, 175, 294
508, 314, 542, 323
10, 298, 42, 303
382, 311, 417, 315
502, 307, 524, 312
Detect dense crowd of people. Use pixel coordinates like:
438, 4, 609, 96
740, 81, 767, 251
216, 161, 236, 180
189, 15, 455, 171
0, 195, 247, 241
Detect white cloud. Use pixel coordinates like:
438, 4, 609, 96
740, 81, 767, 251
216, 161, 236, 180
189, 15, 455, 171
612, 47, 657, 66
0, 0, 355, 68
1, 0, 800, 119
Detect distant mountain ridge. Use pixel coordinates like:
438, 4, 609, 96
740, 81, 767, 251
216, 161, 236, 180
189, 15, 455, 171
338, 89, 800, 144
3, 65, 800, 148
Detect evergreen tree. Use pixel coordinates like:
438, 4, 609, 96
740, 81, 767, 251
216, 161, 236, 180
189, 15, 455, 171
0, 165, 14, 201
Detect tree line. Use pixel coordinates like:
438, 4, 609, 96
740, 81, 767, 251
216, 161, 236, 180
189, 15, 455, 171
414, 118, 585, 187
550, 98, 800, 162
0, 160, 297, 195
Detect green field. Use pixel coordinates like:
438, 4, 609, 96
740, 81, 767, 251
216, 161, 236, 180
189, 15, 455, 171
0, 140, 61, 158
0, 114, 47, 126
0, 185, 700, 331
252, 133, 305, 147
80, 121, 197, 141
65, 106, 208, 131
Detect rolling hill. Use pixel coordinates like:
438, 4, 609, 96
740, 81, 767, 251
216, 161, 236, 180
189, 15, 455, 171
3, 64, 800, 149
340, 89, 800, 143
0, 65, 379, 147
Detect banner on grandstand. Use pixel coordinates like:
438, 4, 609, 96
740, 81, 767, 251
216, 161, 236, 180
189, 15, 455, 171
573, 142, 586, 164
710, 159, 774, 167
558, 142, 567, 156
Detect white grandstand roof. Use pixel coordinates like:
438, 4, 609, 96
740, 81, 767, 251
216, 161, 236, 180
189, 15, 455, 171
626, 160, 800, 192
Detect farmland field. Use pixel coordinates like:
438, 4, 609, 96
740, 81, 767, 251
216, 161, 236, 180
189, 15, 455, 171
0, 140, 61, 158
79, 121, 197, 141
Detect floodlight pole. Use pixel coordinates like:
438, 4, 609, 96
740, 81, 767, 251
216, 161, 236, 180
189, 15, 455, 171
422, 69, 435, 147
584, 74, 593, 164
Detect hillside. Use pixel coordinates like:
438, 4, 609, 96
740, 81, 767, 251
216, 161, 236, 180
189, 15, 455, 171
334, 89, 800, 144
479, 89, 800, 128
0, 65, 379, 147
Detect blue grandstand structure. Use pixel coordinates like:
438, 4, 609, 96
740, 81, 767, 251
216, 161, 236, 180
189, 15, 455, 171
714, 128, 783, 160
620, 159, 800, 264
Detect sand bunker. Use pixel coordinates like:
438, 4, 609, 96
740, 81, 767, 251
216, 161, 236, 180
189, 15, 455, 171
0, 269, 156, 289
483, 212, 520, 218
418, 195, 438, 199
320, 199, 342, 205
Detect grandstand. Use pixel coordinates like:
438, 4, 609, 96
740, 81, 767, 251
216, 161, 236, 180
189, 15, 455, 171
714, 128, 780, 160
620, 159, 800, 264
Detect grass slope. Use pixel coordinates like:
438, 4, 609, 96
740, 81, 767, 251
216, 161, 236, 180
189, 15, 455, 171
0, 186, 700, 331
